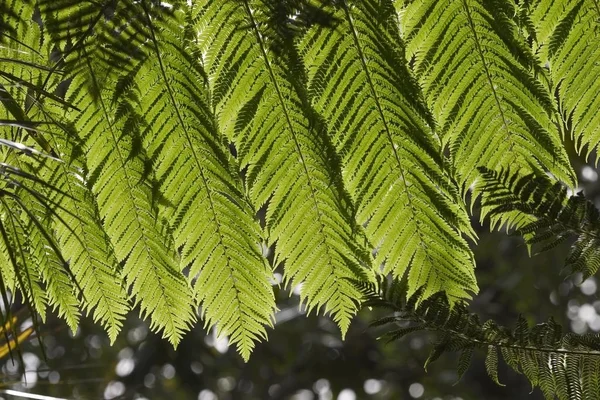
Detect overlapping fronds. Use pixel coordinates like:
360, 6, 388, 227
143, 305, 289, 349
40, 123, 130, 342
399, 0, 575, 192
1, 0, 130, 342
0, 10, 77, 326
195, 0, 372, 334
133, 3, 276, 359
0, 0, 80, 333
64, 69, 195, 345
1, 0, 598, 365
300, 0, 477, 301
8, 155, 82, 332
38, 0, 164, 75
524, 0, 600, 158
478, 167, 600, 279
360, 277, 600, 400
0, 160, 50, 323
0, 0, 23, 43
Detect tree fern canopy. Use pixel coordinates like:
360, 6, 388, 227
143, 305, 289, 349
0, 0, 599, 382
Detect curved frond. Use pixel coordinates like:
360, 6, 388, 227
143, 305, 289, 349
135, 3, 276, 359
526, 0, 600, 158
301, 0, 477, 301
399, 0, 575, 191
64, 62, 195, 345
196, 0, 371, 334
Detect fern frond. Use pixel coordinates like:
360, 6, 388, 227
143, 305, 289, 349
8, 155, 81, 332
399, 0, 575, 191
39, 121, 130, 342
526, 0, 600, 158
478, 167, 600, 279
0, 1, 43, 112
301, 0, 477, 302
195, 0, 371, 335
476, 167, 543, 230
0, 0, 24, 44
0, 226, 17, 297
64, 61, 195, 345
38, 0, 165, 74
359, 279, 600, 400
0, 0, 82, 328
131, 3, 276, 359
0, 194, 47, 321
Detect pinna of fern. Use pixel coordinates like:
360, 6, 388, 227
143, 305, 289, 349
478, 166, 600, 280
523, 0, 600, 157
359, 277, 600, 400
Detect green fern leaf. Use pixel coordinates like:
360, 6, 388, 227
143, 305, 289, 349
0, 228, 17, 295
479, 168, 600, 280
42, 126, 130, 342
582, 352, 600, 400
425, 338, 449, 371
195, 0, 371, 335
0, 198, 47, 321
39, 0, 156, 76
300, 0, 477, 302
0, 0, 25, 43
134, 4, 276, 359
400, 0, 575, 191
16, 168, 81, 331
485, 345, 504, 386
0, 3, 128, 340
527, 0, 600, 158
65, 64, 195, 345
0, 1, 69, 325
456, 346, 474, 383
